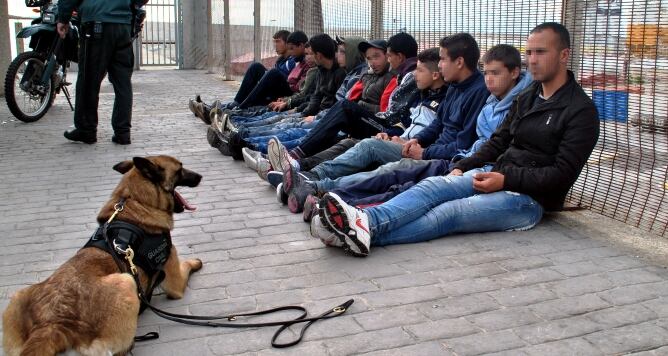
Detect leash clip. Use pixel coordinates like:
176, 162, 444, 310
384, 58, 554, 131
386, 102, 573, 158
107, 201, 125, 224
332, 306, 346, 313
124, 246, 138, 275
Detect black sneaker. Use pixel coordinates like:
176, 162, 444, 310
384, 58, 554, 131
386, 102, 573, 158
206, 126, 222, 149
216, 130, 234, 156
303, 194, 320, 222
287, 180, 316, 213
64, 129, 96, 144
111, 133, 131, 145
229, 131, 246, 160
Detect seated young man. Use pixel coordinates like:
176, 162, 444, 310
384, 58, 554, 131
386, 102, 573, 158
217, 36, 366, 137
312, 22, 600, 257
276, 47, 447, 213
277, 38, 396, 160
209, 33, 346, 160
225, 37, 368, 155
323, 44, 533, 210
189, 30, 306, 122
278, 33, 490, 212
243, 33, 418, 181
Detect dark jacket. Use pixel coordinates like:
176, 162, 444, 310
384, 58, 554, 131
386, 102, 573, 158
301, 62, 347, 116
376, 57, 419, 129
415, 70, 490, 160
356, 63, 395, 114
288, 67, 318, 111
454, 71, 600, 211
59, 0, 143, 24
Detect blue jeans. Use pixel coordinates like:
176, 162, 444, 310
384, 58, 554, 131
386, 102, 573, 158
365, 166, 544, 246
315, 158, 431, 192
247, 128, 309, 153
311, 138, 403, 181
231, 111, 281, 124
295, 99, 379, 157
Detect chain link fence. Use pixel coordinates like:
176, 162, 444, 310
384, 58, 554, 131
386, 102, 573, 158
207, 0, 667, 237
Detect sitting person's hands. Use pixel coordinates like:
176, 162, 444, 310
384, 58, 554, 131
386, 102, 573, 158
374, 132, 390, 140
268, 101, 280, 111
273, 101, 288, 112
390, 136, 406, 144
472, 172, 505, 193
401, 139, 423, 160
303, 115, 315, 123
449, 168, 463, 176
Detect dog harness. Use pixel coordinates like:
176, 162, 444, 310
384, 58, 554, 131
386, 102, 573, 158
84, 221, 172, 279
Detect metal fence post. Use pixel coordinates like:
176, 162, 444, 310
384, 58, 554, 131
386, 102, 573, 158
223, 0, 231, 80
370, 0, 384, 40
294, 0, 304, 31
253, 0, 261, 63
562, 0, 583, 79
0, 0, 11, 96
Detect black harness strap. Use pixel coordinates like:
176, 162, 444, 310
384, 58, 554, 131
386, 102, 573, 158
100, 199, 354, 348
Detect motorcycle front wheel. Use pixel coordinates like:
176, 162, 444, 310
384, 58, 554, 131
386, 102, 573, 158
4, 51, 57, 123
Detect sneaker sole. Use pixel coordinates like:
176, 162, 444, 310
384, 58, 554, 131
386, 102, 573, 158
321, 195, 369, 257
206, 126, 221, 148
267, 139, 282, 174
188, 100, 197, 116
276, 183, 288, 205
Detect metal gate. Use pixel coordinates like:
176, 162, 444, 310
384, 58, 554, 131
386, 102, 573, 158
138, 0, 182, 67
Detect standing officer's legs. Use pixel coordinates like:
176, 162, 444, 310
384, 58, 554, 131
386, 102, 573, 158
66, 23, 111, 143
107, 23, 133, 144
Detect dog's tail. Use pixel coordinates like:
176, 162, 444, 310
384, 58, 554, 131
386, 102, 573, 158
19, 325, 71, 356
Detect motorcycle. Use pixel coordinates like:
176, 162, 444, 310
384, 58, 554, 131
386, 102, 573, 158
5, 0, 147, 123
4, 0, 79, 122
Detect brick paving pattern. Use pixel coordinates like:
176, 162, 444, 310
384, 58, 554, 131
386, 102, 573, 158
1, 70, 668, 355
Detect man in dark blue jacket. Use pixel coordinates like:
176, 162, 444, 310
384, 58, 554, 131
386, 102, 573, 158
402, 33, 489, 161
58, 0, 147, 145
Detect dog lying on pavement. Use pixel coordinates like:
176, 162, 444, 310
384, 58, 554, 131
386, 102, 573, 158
3, 155, 203, 356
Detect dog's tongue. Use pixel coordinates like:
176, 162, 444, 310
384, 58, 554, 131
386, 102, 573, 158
174, 191, 197, 211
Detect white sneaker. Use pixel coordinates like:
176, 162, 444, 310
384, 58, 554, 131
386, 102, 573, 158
320, 192, 371, 257
310, 216, 343, 247
267, 137, 283, 173
242, 147, 261, 171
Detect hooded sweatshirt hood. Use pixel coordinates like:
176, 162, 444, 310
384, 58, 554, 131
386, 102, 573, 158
463, 70, 533, 157
343, 36, 366, 72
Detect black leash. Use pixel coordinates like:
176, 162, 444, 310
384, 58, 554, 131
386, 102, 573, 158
102, 199, 353, 348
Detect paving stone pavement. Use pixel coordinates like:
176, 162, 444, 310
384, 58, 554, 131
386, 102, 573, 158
1, 69, 668, 356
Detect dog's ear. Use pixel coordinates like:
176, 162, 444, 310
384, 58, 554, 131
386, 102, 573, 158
113, 160, 134, 174
132, 157, 165, 183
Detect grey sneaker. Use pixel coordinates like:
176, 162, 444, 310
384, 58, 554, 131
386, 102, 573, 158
242, 147, 261, 171
256, 157, 272, 181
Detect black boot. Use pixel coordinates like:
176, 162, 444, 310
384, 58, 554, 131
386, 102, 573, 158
64, 129, 97, 144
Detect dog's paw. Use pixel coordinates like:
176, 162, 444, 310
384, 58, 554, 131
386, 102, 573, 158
188, 258, 203, 273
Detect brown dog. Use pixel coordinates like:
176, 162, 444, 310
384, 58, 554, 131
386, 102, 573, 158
3, 155, 203, 356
